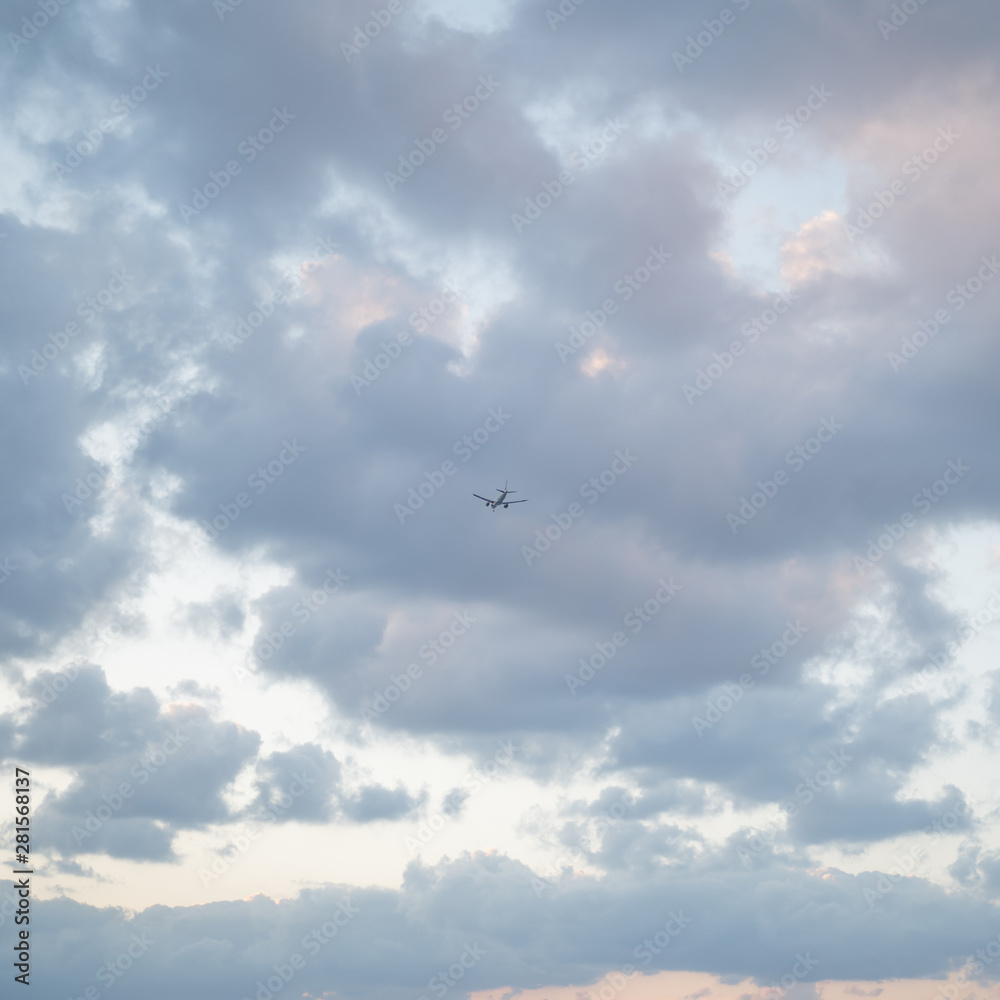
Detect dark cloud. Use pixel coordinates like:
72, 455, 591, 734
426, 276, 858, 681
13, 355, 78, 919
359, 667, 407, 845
250, 742, 343, 823
19, 665, 160, 765
248, 741, 424, 825
342, 782, 426, 823
2, 0, 999, 993
10, 850, 1000, 1000
17, 671, 425, 859
442, 786, 470, 816
27, 676, 261, 859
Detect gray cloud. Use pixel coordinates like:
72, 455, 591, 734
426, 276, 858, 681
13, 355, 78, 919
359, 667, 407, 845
2, 0, 1000, 992
8, 850, 1000, 999
26, 671, 261, 859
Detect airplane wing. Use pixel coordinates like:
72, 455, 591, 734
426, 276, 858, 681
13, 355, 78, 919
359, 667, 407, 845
472, 494, 493, 502
506, 499, 528, 504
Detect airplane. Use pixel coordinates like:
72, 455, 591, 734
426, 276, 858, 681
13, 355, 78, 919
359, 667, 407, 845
473, 482, 528, 509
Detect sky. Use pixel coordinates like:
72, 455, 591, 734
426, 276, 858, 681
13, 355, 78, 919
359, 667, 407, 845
2, 0, 1000, 998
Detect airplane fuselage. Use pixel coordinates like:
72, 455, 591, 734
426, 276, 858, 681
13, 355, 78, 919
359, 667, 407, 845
473, 482, 527, 509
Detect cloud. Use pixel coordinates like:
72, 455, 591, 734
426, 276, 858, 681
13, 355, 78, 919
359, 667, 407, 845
342, 782, 426, 823
249, 741, 424, 824
26, 671, 261, 860
2, 0, 1000, 995
10, 851, 1000, 1000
